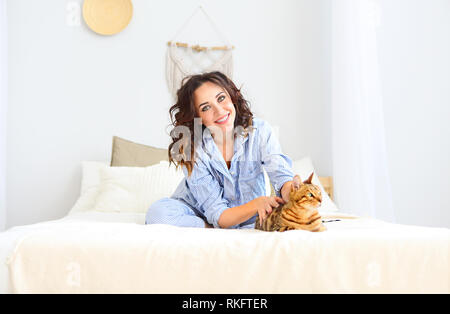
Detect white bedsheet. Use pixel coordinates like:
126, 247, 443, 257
1, 212, 449, 293
0, 212, 146, 294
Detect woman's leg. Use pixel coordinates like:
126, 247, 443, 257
145, 197, 207, 228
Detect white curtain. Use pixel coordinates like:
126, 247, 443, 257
331, 0, 395, 222
0, 0, 7, 231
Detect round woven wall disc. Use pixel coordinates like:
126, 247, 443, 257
83, 0, 133, 35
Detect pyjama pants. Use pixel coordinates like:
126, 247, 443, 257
145, 197, 207, 228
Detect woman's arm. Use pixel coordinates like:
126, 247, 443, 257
218, 196, 285, 228
258, 120, 295, 199
217, 203, 257, 229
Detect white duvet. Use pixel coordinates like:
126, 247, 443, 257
1, 212, 449, 294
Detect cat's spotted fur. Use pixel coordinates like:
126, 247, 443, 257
255, 173, 326, 232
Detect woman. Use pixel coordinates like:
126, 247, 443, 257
145, 71, 299, 229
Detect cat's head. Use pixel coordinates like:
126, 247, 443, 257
289, 172, 322, 211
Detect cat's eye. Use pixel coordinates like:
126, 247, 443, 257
308, 193, 313, 197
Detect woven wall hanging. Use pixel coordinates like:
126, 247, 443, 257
165, 6, 235, 99
83, 0, 133, 35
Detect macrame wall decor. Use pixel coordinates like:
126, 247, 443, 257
165, 6, 235, 99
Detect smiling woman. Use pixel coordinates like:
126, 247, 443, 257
144, 71, 298, 230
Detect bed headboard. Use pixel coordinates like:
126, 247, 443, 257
319, 176, 334, 201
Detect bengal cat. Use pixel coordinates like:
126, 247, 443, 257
255, 172, 326, 232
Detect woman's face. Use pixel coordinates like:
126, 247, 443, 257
194, 81, 236, 134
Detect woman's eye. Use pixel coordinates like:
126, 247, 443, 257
218, 95, 225, 102
201, 105, 210, 112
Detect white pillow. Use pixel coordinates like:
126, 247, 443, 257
91, 161, 184, 213
68, 160, 184, 214
68, 161, 109, 214
291, 157, 339, 212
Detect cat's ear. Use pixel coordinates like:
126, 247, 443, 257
292, 174, 301, 191
303, 172, 314, 184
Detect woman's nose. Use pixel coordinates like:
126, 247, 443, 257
212, 103, 226, 114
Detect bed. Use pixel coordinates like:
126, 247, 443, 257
1, 210, 448, 293
0, 141, 448, 293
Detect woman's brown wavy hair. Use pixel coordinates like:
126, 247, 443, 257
168, 71, 254, 176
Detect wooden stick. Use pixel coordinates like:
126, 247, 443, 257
167, 41, 235, 51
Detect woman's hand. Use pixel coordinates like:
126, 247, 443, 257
280, 175, 301, 203
250, 196, 286, 226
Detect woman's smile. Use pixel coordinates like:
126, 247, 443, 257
215, 113, 230, 124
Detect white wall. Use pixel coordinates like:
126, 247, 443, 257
0, 0, 7, 232
377, 0, 450, 228
6, 0, 332, 228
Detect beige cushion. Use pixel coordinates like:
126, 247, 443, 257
110, 136, 168, 167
